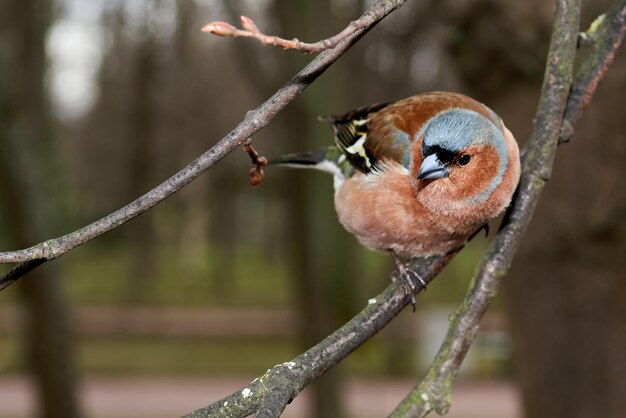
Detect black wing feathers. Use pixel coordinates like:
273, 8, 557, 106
319, 102, 391, 174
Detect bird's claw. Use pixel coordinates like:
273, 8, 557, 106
390, 253, 426, 312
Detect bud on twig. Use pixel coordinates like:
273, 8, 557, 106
249, 167, 265, 187
240, 16, 260, 33
201, 21, 237, 37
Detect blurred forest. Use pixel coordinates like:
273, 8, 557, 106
0, 0, 624, 417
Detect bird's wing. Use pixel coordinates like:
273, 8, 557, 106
321, 102, 389, 174
321, 92, 502, 175
320, 101, 412, 174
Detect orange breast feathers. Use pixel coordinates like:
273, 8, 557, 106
333, 94, 520, 258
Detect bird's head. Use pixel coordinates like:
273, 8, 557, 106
412, 108, 512, 207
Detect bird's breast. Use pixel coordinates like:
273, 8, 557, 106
334, 162, 472, 258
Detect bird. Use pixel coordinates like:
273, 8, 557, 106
262, 92, 521, 301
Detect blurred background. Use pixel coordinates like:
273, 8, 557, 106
0, 0, 624, 417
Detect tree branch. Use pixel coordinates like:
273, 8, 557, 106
0, 0, 410, 291
390, 0, 625, 415
0, 259, 46, 291
183, 254, 455, 418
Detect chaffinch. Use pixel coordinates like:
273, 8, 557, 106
268, 92, 521, 296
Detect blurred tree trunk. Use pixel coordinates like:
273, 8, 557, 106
0, 0, 80, 417
172, 0, 217, 286
127, 24, 158, 298
273, 1, 347, 416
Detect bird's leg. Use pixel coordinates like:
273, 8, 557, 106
243, 138, 268, 186
389, 250, 426, 311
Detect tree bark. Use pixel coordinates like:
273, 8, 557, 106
0, 0, 80, 417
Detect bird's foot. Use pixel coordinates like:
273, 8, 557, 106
243, 138, 268, 186
389, 251, 426, 312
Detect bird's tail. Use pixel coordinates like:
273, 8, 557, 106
268, 146, 350, 177
269, 147, 328, 167
266, 146, 355, 191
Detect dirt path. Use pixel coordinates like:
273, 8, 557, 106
0, 376, 519, 418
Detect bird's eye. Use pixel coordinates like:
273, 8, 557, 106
458, 154, 471, 166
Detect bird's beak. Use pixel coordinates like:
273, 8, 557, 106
416, 153, 448, 180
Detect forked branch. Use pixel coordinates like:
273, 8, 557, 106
2, 1, 623, 417
0, 0, 410, 291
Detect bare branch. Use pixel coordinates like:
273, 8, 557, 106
561, 0, 626, 142
183, 254, 455, 418
0, 0, 410, 291
0, 259, 46, 292
202, 12, 372, 54
388, 0, 626, 415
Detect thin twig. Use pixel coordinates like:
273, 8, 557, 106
202, 14, 368, 54
244, 138, 268, 187
0, 0, 410, 291
183, 254, 454, 418
560, 0, 626, 142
